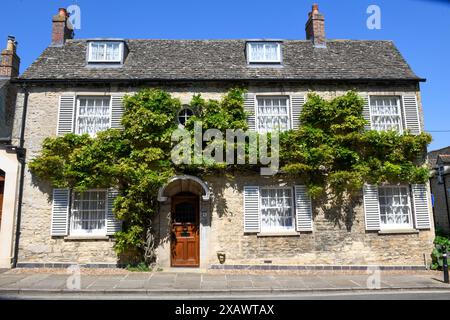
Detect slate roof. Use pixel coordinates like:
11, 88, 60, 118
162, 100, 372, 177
0, 79, 8, 89
428, 146, 450, 168
438, 155, 450, 164
19, 39, 422, 82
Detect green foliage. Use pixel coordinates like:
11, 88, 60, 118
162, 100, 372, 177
431, 236, 450, 270
280, 91, 431, 201
29, 88, 249, 263
29, 88, 432, 263
126, 262, 152, 272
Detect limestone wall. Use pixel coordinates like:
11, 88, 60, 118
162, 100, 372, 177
12, 81, 432, 266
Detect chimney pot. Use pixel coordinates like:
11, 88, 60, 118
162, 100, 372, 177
59, 8, 68, 17
52, 8, 74, 46
312, 4, 319, 14
305, 3, 326, 47
1, 36, 20, 78
6, 36, 17, 52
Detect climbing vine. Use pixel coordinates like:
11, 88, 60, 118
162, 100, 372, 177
29, 88, 431, 263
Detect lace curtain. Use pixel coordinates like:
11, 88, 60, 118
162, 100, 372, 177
260, 188, 294, 232
71, 191, 107, 234
378, 186, 411, 227
370, 97, 402, 132
89, 42, 121, 62
249, 43, 280, 62
257, 97, 290, 133
76, 97, 111, 136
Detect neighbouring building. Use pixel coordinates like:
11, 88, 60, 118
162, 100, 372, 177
429, 147, 450, 234
9, 5, 434, 270
0, 36, 21, 268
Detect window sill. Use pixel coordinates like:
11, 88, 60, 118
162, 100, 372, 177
257, 232, 300, 237
378, 229, 419, 235
247, 63, 283, 68
64, 235, 110, 241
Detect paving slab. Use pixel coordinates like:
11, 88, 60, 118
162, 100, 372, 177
225, 275, 252, 281
1, 271, 449, 296
2, 274, 50, 288
115, 280, 145, 289
144, 281, 175, 289
250, 275, 276, 282
252, 280, 282, 289
317, 277, 363, 289
149, 274, 177, 281
202, 274, 226, 281
79, 276, 99, 289
201, 281, 228, 290
227, 280, 253, 289
300, 276, 335, 289
0, 275, 28, 286
124, 273, 151, 281
174, 280, 201, 289
277, 280, 308, 289
87, 279, 122, 290
29, 278, 68, 290
176, 274, 202, 281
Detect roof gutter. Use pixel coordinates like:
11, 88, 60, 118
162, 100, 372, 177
11, 77, 427, 85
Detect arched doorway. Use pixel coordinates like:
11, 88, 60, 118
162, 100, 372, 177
158, 175, 210, 268
171, 192, 199, 267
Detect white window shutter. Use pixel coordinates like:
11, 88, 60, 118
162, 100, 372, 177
402, 94, 421, 135
360, 94, 372, 131
244, 186, 260, 233
412, 184, 432, 230
244, 93, 256, 132
51, 189, 70, 236
106, 189, 122, 236
291, 95, 306, 130
111, 94, 125, 129
294, 185, 313, 232
57, 95, 76, 136
363, 185, 381, 231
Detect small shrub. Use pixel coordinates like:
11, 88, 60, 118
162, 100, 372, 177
126, 262, 151, 272
431, 236, 450, 270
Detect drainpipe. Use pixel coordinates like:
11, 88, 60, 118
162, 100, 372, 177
444, 174, 450, 232
10, 85, 28, 268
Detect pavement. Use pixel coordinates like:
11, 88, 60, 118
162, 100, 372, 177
0, 270, 449, 299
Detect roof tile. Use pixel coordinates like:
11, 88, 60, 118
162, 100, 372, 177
19, 39, 421, 81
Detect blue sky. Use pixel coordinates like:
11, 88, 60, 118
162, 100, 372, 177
0, 0, 449, 151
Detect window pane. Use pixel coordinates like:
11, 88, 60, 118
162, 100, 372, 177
71, 190, 107, 234
257, 97, 290, 133
260, 187, 294, 232
378, 185, 411, 228
249, 43, 281, 62
89, 42, 122, 62
264, 43, 279, 61
76, 97, 111, 136
370, 97, 402, 132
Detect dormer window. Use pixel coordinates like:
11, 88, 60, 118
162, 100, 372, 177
247, 42, 282, 64
88, 41, 124, 63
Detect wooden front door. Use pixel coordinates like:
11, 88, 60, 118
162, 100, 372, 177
171, 194, 200, 267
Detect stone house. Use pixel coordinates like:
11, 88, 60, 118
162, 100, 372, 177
6, 5, 434, 270
0, 36, 21, 269
428, 147, 450, 234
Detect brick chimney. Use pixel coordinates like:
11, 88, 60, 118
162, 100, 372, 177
52, 8, 74, 46
305, 4, 326, 47
0, 36, 20, 79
